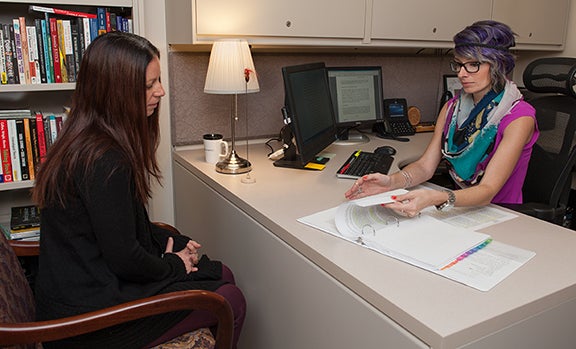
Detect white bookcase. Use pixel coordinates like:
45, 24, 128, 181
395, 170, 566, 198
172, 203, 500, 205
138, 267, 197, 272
0, 0, 139, 224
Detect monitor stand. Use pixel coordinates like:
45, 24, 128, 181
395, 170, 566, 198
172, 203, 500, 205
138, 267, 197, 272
333, 128, 370, 146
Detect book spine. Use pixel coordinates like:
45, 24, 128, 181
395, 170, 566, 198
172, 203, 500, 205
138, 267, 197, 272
10, 229, 40, 240
34, 112, 47, 164
34, 19, 47, 84
49, 114, 58, 144
28, 116, 40, 175
62, 20, 75, 82
48, 18, 61, 83
73, 19, 83, 75
97, 8, 107, 35
25, 26, 40, 84
82, 18, 92, 49
0, 26, 6, 84
2, 24, 16, 84
56, 20, 68, 83
15, 118, 29, 181
23, 118, 35, 180
29, 5, 97, 19
41, 18, 53, 84
7, 119, 21, 181
89, 18, 98, 41
12, 19, 25, 84
0, 119, 13, 182
18, 17, 31, 84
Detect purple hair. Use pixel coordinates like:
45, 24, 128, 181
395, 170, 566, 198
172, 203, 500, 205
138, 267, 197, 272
453, 20, 517, 91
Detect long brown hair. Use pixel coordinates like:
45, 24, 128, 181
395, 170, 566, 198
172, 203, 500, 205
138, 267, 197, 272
33, 32, 162, 208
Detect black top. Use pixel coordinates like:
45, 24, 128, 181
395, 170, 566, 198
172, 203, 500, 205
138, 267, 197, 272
35, 150, 224, 348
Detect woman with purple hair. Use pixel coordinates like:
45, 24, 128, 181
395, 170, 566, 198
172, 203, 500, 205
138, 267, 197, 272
345, 20, 539, 217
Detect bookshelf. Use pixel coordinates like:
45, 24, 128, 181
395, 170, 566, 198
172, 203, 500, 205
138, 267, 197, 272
0, 0, 138, 225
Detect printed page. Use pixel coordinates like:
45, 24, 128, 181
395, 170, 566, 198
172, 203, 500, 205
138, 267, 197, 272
334, 202, 490, 270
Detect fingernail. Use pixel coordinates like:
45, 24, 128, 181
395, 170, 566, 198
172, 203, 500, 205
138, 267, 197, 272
391, 195, 397, 200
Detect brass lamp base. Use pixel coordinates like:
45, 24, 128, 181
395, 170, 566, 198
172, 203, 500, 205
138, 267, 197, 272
215, 150, 252, 174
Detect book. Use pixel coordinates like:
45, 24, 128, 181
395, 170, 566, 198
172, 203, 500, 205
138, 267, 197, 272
40, 18, 53, 84
25, 25, 40, 84
15, 118, 30, 181
7, 119, 21, 181
48, 17, 62, 83
61, 19, 75, 82
0, 119, 13, 182
33, 19, 47, 84
0, 26, 6, 84
2, 24, 17, 84
11, 19, 26, 84
23, 118, 35, 180
56, 19, 68, 83
10, 205, 40, 231
18, 17, 31, 84
97, 7, 107, 35
29, 5, 97, 19
35, 111, 47, 164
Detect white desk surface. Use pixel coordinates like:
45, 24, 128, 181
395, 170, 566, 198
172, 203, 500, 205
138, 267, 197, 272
174, 133, 576, 349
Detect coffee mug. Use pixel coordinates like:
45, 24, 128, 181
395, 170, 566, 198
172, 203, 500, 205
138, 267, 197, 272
203, 134, 229, 164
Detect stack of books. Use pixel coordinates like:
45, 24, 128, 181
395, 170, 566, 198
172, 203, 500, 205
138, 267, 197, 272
1, 204, 41, 240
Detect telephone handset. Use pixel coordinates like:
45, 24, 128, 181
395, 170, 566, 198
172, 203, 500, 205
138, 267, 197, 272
373, 98, 414, 141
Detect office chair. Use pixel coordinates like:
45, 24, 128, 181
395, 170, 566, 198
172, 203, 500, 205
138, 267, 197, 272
500, 57, 576, 226
0, 223, 234, 349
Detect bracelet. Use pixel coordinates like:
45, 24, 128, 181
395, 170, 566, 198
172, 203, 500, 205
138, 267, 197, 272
400, 170, 413, 188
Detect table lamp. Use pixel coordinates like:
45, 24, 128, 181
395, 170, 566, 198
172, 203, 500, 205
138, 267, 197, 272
204, 39, 260, 174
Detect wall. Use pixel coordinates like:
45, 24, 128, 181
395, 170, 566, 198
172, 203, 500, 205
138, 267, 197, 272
169, 52, 455, 146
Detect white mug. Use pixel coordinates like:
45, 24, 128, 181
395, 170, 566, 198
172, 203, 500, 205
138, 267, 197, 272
203, 134, 229, 164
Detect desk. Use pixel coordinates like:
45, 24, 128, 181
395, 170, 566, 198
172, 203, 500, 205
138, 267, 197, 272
173, 133, 576, 349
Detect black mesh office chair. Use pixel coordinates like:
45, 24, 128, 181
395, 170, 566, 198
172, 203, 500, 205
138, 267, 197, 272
500, 57, 576, 226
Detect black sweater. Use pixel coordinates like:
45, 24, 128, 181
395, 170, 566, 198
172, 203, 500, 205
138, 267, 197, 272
35, 150, 223, 348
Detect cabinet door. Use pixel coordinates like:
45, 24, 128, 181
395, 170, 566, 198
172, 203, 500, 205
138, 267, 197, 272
371, 0, 491, 42
195, 0, 365, 39
492, 0, 569, 45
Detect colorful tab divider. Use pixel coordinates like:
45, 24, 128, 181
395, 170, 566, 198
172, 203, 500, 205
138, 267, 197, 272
440, 238, 493, 270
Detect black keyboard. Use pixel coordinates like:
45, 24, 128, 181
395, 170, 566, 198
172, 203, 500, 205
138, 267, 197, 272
389, 120, 415, 136
336, 150, 394, 179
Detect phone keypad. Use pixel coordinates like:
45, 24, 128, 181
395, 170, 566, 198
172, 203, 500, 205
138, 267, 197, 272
390, 121, 415, 136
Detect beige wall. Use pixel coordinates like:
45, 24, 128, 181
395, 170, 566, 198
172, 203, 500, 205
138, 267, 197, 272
169, 52, 454, 146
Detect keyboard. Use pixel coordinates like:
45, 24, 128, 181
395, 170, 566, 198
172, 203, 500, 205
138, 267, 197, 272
336, 150, 394, 179
388, 120, 416, 136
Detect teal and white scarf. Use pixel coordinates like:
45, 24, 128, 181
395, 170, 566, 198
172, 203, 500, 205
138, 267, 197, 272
442, 80, 523, 186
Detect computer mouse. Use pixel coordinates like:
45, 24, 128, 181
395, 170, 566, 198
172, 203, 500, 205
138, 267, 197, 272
374, 145, 396, 156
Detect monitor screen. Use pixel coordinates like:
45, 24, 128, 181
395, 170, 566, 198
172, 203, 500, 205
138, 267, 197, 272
327, 66, 384, 142
274, 62, 337, 169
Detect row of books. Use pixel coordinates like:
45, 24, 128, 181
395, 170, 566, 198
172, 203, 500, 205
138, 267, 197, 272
1, 204, 41, 240
0, 5, 133, 85
0, 109, 67, 183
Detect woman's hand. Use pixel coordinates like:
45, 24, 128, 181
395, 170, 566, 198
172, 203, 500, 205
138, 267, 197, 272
383, 188, 443, 218
165, 237, 201, 274
345, 173, 393, 200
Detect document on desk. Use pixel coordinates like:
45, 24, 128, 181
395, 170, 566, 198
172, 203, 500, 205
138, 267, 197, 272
298, 197, 535, 291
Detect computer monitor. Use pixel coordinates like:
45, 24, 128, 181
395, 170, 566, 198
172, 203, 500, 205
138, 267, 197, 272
327, 66, 384, 144
273, 62, 337, 169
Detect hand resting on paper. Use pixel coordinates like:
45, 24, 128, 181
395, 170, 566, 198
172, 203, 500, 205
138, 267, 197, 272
345, 173, 442, 218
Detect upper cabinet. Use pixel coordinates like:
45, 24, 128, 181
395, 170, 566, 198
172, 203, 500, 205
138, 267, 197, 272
169, 0, 570, 51
371, 0, 491, 43
492, 0, 570, 48
195, 0, 366, 42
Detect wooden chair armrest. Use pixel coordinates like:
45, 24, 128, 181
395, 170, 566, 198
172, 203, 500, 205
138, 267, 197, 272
0, 289, 233, 349
9, 239, 40, 257
152, 221, 181, 235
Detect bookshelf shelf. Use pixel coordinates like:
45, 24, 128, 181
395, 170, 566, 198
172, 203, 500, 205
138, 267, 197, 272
0, 83, 75, 93
0, 180, 33, 191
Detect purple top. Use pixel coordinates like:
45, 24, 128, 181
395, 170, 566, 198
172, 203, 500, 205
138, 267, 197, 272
444, 98, 538, 204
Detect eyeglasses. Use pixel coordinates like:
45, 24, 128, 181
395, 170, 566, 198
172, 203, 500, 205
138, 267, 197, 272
450, 61, 483, 74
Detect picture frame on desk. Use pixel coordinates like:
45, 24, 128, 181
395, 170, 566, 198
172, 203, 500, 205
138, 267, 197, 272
443, 74, 462, 99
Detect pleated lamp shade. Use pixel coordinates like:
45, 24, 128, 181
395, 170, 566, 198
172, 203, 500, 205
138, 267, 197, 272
204, 39, 259, 94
